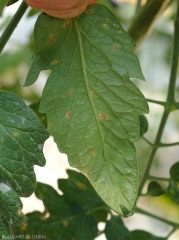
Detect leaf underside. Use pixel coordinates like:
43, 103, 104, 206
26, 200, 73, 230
25, 4, 148, 215
0, 92, 48, 229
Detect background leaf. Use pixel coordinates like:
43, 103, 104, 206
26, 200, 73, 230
12, 170, 108, 239
147, 181, 165, 197
7, 0, 19, 6
166, 161, 179, 202
139, 115, 148, 136
131, 230, 167, 240
105, 215, 131, 240
24, 4, 148, 215
0, 92, 48, 228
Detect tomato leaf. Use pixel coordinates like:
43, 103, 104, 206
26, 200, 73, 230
25, 4, 149, 215
166, 162, 179, 202
0, 92, 48, 229
11, 170, 107, 239
131, 230, 166, 240
105, 215, 131, 240
147, 181, 165, 197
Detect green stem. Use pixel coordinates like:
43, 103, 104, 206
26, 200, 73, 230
146, 99, 167, 106
135, 207, 179, 228
138, 0, 179, 195
138, 110, 169, 194
148, 175, 170, 182
159, 141, 179, 147
167, 1, 179, 102
135, 0, 142, 13
0, 1, 28, 54
128, 0, 169, 50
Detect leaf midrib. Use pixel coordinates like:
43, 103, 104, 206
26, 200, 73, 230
74, 20, 133, 211
74, 20, 107, 163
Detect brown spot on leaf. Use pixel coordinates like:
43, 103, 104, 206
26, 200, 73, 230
49, 122, 53, 127
76, 182, 87, 190
85, 8, 93, 14
62, 19, 71, 28
50, 60, 59, 66
99, 112, 108, 121
103, 23, 108, 28
90, 91, 94, 96
65, 111, 72, 118
47, 35, 55, 44
66, 90, 74, 97
92, 150, 96, 155
113, 45, 117, 50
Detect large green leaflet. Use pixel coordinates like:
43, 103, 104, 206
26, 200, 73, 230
0, 92, 48, 232
12, 170, 107, 239
25, 4, 149, 215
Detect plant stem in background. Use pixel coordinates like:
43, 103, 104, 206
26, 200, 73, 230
0, 1, 28, 54
128, 0, 170, 51
138, 0, 179, 196
135, 0, 142, 13
135, 208, 179, 228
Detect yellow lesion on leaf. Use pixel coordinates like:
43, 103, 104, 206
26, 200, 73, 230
12, 131, 20, 137
20, 222, 28, 231
76, 181, 87, 190
63, 220, 68, 227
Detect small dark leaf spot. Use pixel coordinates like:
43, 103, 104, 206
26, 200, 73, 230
49, 122, 53, 126
62, 19, 71, 28
76, 181, 87, 190
66, 90, 74, 97
99, 112, 108, 121
47, 35, 55, 44
63, 221, 68, 227
92, 150, 96, 155
50, 60, 59, 66
103, 23, 108, 28
65, 111, 72, 118
113, 45, 117, 50
85, 8, 93, 14
90, 91, 94, 96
